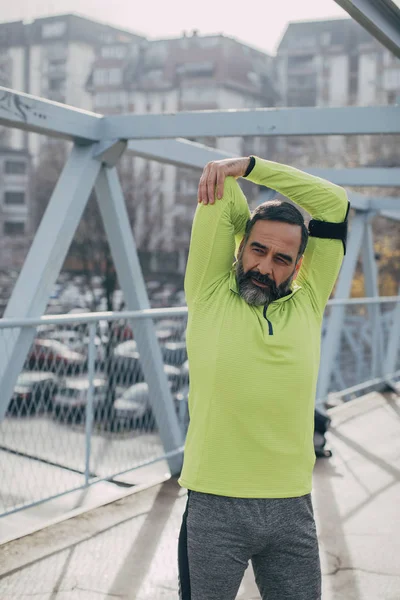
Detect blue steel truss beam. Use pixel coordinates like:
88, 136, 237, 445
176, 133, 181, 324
127, 139, 400, 189
127, 138, 234, 168
1, 86, 400, 141
0, 86, 102, 141
349, 193, 400, 212
106, 106, 400, 139
128, 140, 400, 193
94, 166, 183, 473
334, 0, 400, 59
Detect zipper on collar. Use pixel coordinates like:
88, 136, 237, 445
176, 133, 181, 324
263, 305, 274, 335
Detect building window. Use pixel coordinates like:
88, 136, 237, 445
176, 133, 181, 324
42, 22, 67, 39
4, 191, 25, 205
101, 45, 127, 59
4, 160, 26, 175
320, 32, 331, 46
93, 68, 122, 86
4, 221, 25, 234
48, 78, 65, 92
180, 179, 198, 195
387, 91, 399, 104
48, 59, 66, 74
95, 91, 125, 108
348, 54, 359, 97
288, 55, 314, 72
176, 61, 215, 77
383, 68, 400, 91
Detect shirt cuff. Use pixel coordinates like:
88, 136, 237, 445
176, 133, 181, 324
243, 156, 256, 177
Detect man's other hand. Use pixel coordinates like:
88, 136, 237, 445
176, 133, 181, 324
198, 157, 251, 205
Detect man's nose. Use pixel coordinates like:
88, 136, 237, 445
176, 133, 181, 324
257, 257, 273, 277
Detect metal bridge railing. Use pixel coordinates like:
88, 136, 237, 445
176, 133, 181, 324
319, 296, 400, 404
0, 299, 399, 518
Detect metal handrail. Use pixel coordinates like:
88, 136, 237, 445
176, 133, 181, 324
0, 306, 189, 329
0, 297, 399, 329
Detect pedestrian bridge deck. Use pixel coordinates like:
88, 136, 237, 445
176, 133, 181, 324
1, 390, 399, 600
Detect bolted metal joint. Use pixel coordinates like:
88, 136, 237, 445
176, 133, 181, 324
93, 139, 127, 167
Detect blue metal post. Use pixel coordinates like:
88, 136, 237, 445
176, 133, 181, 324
362, 218, 384, 377
84, 322, 96, 486
94, 165, 183, 475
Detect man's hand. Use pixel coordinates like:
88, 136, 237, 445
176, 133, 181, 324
198, 157, 251, 205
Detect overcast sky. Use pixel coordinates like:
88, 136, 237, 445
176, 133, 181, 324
0, 0, 350, 54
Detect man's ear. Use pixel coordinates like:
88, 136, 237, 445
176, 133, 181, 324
293, 256, 303, 279
237, 238, 244, 258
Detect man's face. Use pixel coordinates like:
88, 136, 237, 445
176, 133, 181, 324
236, 219, 303, 307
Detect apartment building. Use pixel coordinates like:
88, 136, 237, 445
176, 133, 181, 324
87, 31, 277, 267
275, 18, 400, 165
0, 14, 142, 141
0, 14, 143, 267
0, 148, 31, 268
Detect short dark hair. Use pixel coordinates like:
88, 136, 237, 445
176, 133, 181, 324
244, 200, 308, 260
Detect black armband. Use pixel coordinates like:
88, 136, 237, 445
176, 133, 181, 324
308, 202, 350, 255
243, 156, 256, 177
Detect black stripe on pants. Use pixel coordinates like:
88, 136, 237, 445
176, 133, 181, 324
178, 491, 191, 599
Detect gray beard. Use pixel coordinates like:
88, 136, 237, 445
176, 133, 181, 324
235, 259, 295, 308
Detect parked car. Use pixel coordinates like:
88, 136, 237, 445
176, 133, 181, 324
7, 371, 59, 416
114, 378, 183, 431
44, 329, 107, 364
112, 340, 140, 384
52, 376, 108, 422
111, 321, 176, 343
112, 341, 182, 387
45, 330, 85, 353
26, 339, 86, 374
155, 318, 185, 338
160, 341, 187, 367
113, 383, 157, 430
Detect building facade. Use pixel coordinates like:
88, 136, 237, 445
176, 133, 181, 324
0, 148, 31, 268
0, 15, 143, 268
275, 18, 400, 166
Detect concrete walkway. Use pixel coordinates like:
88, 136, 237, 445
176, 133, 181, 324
1, 391, 399, 599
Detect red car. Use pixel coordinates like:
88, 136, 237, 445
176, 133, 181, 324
26, 339, 86, 375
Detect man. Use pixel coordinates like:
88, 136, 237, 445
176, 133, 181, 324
177, 156, 349, 600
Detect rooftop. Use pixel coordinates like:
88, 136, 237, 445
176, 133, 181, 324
278, 17, 378, 52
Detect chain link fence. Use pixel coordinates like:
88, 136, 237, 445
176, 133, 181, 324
0, 299, 399, 517
0, 309, 188, 518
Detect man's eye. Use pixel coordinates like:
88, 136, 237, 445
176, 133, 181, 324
275, 257, 286, 264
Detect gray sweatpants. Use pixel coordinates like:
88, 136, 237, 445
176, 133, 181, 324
178, 490, 321, 600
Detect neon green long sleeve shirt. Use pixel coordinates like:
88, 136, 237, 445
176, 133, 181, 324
178, 157, 349, 498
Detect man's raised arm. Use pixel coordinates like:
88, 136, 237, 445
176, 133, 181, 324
184, 159, 250, 307
244, 157, 349, 312
198, 156, 349, 313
